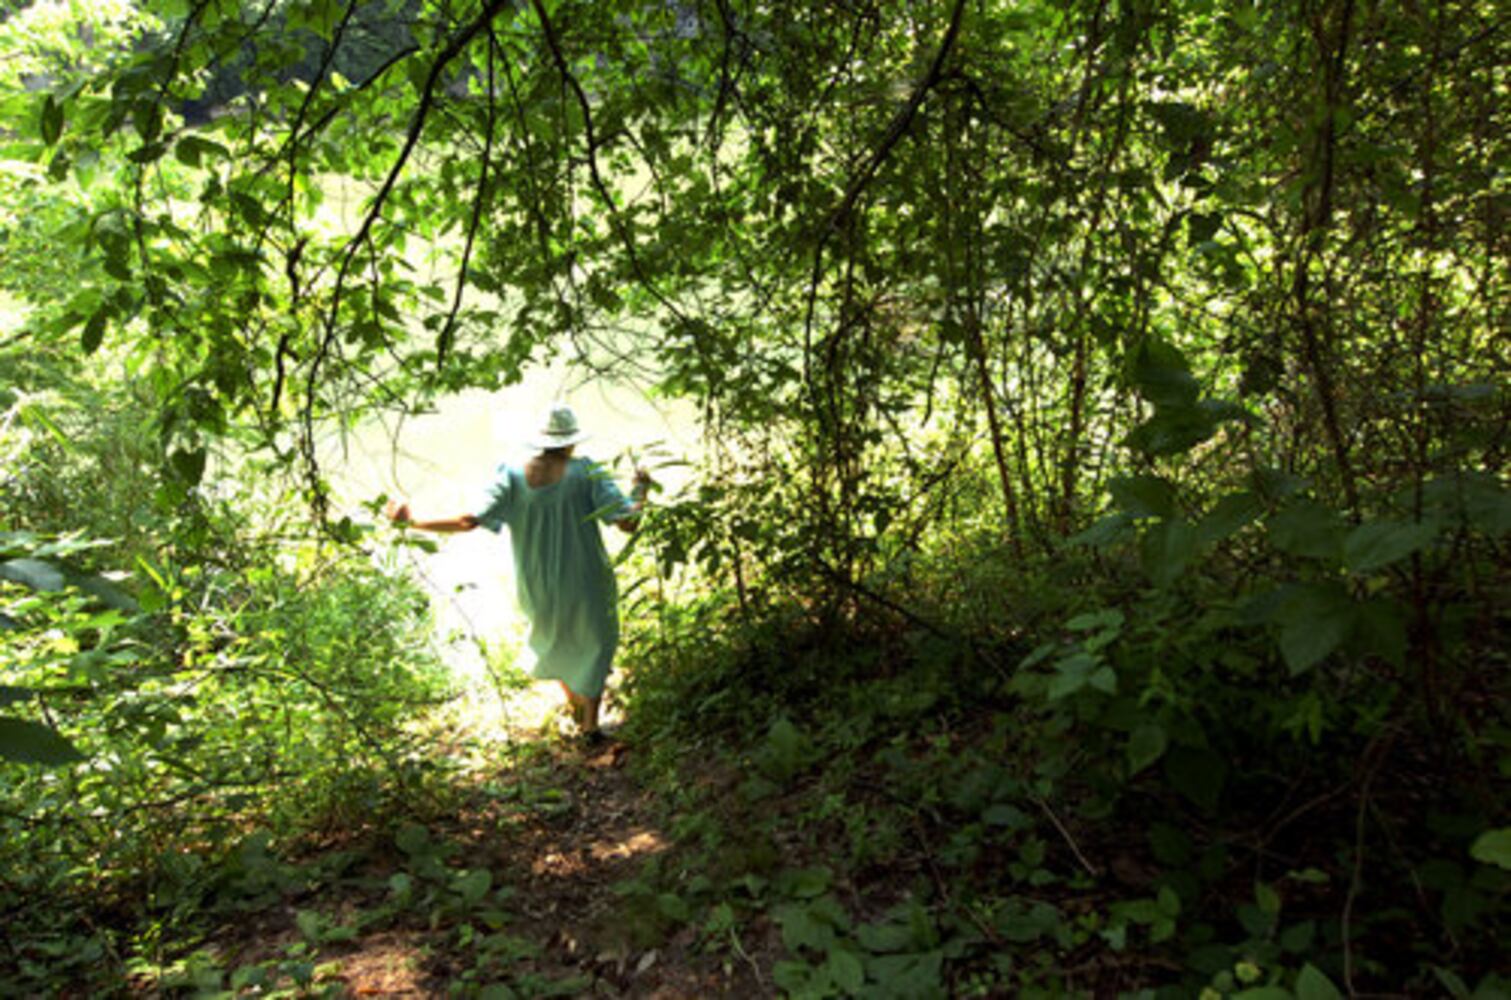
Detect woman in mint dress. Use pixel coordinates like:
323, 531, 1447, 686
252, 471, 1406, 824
386, 405, 649, 739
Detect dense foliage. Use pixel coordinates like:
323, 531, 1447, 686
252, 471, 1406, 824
1, 0, 1506, 994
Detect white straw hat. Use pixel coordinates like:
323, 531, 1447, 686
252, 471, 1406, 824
528, 403, 589, 450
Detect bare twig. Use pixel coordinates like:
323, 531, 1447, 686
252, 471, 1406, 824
801, 0, 969, 349
1031, 793, 1100, 878
529, 0, 688, 324
436, 28, 501, 368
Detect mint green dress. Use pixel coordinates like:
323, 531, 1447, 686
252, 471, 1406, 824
475, 458, 634, 699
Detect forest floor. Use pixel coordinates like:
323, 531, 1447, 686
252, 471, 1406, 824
183, 703, 771, 998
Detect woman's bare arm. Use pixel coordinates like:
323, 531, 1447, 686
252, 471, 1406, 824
386, 500, 479, 533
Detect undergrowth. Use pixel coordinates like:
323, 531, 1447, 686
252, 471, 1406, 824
614, 537, 1511, 999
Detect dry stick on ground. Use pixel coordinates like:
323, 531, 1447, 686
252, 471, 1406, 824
1031, 793, 1100, 879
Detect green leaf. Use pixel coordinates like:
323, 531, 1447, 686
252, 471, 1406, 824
982, 803, 1030, 829
855, 920, 913, 954
1431, 967, 1472, 1000
1275, 583, 1354, 674
1067, 513, 1135, 548
170, 449, 207, 486
1342, 519, 1438, 573
1048, 651, 1112, 700
41, 94, 64, 146
1129, 339, 1200, 409
1269, 502, 1346, 560
1127, 723, 1167, 775
394, 822, 432, 856
1108, 474, 1177, 519
825, 947, 865, 994
1140, 518, 1196, 588
1065, 608, 1124, 632
1126, 406, 1221, 456
1469, 828, 1511, 871
81, 309, 108, 355
1295, 963, 1344, 1000
772, 961, 815, 993
774, 902, 837, 952
126, 141, 168, 164
760, 716, 815, 782
656, 891, 690, 921
1195, 491, 1263, 547
0, 557, 67, 591
295, 909, 324, 942
779, 866, 833, 899
455, 869, 492, 905
0, 717, 84, 765
175, 135, 230, 168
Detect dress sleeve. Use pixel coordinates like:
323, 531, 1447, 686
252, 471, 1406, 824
474, 466, 514, 533
584, 460, 635, 523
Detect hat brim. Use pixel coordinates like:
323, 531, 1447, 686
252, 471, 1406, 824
528, 430, 589, 450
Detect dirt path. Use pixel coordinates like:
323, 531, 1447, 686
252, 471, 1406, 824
203, 735, 760, 998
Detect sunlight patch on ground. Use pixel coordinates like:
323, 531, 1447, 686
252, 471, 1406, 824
531, 826, 666, 878
424, 658, 631, 752
588, 828, 667, 864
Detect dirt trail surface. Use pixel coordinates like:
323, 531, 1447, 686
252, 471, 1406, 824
203, 736, 764, 998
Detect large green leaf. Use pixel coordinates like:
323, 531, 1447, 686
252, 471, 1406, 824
1470, 828, 1511, 871
1128, 339, 1200, 409
1047, 651, 1116, 700
1268, 502, 1346, 561
1342, 519, 1438, 573
1195, 491, 1263, 547
0, 717, 84, 766
1108, 474, 1177, 519
1067, 513, 1135, 548
1295, 964, 1344, 1000
1275, 583, 1355, 674
1140, 518, 1196, 588
66, 569, 139, 612
0, 557, 67, 591
1125, 406, 1220, 457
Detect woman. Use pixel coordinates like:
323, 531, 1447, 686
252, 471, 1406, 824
386, 404, 650, 741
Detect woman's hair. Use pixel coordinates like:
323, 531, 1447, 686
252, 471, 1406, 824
541, 445, 575, 458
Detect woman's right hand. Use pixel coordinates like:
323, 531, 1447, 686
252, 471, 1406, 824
385, 500, 412, 524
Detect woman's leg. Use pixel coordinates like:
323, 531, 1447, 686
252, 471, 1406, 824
556, 682, 600, 733
557, 682, 583, 726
